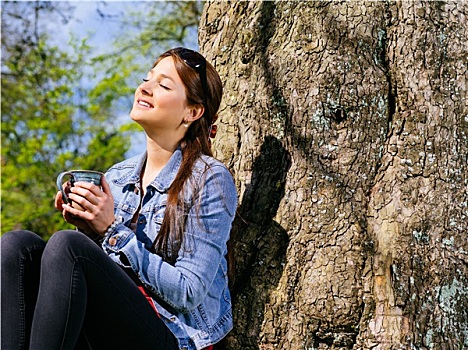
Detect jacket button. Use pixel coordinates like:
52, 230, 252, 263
109, 237, 117, 246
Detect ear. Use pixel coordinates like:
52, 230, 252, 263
186, 104, 205, 123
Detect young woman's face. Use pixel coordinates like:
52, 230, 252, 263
130, 56, 191, 134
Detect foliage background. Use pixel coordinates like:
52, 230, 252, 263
1, 1, 203, 237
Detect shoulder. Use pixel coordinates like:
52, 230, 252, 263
194, 155, 234, 182
105, 153, 144, 185
106, 154, 141, 172
192, 155, 238, 214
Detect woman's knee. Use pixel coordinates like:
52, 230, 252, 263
1, 230, 45, 254
46, 230, 88, 248
42, 230, 92, 262
1, 230, 46, 265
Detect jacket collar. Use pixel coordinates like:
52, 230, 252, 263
116, 147, 182, 193
150, 147, 182, 193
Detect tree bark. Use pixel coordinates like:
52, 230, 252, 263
199, 1, 467, 349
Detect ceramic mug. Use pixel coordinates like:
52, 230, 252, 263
56, 170, 103, 205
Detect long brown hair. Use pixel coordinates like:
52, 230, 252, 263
150, 48, 233, 275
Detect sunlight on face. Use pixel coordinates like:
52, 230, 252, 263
130, 57, 190, 135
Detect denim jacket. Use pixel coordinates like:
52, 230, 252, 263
101, 148, 237, 350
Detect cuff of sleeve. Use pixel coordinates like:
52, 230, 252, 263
104, 215, 124, 239
102, 220, 134, 253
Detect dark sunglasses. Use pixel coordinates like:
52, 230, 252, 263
173, 47, 209, 103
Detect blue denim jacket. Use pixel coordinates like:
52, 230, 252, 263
101, 148, 237, 350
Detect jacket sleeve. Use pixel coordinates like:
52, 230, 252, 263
102, 165, 237, 313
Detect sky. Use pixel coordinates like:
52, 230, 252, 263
51, 2, 140, 51
3, 1, 199, 156
60, 2, 124, 48
49, 1, 198, 53
57, 1, 148, 156
43, 1, 199, 156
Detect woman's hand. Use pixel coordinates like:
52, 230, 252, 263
60, 176, 115, 236
55, 190, 95, 234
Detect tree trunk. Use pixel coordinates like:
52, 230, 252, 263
199, 1, 467, 349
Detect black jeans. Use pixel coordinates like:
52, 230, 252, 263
1, 230, 178, 350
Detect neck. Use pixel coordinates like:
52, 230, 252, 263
141, 133, 181, 187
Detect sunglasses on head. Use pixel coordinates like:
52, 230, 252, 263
172, 47, 209, 104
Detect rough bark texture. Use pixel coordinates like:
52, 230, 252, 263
199, 1, 467, 349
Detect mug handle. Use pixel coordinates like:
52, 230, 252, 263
56, 171, 76, 204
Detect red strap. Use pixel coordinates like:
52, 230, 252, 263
137, 286, 160, 317
137, 286, 214, 350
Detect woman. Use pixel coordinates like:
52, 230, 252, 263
1, 47, 237, 350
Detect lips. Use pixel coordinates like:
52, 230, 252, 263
137, 99, 154, 108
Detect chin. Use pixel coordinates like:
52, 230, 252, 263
129, 110, 141, 122
129, 114, 149, 131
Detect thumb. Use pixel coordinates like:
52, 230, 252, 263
101, 175, 112, 195
55, 191, 64, 211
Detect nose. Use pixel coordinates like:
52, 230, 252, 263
140, 81, 153, 96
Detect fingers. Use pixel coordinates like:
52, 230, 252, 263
74, 177, 112, 195
55, 184, 72, 209
63, 202, 94, 221
100, 176, 112, 196
62, 197, 114, 236
55, 191, 64, 211
68, 177, 114, 211
68, 186, 100, 206
62, 207, 78, 224
62, 206, 94, 233
68, 180, 105, 203
72, 181, 102, 196
64, 183, 111, 217
62, 177, 115, 235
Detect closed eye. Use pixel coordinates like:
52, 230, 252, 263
141, 78, 170, 90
